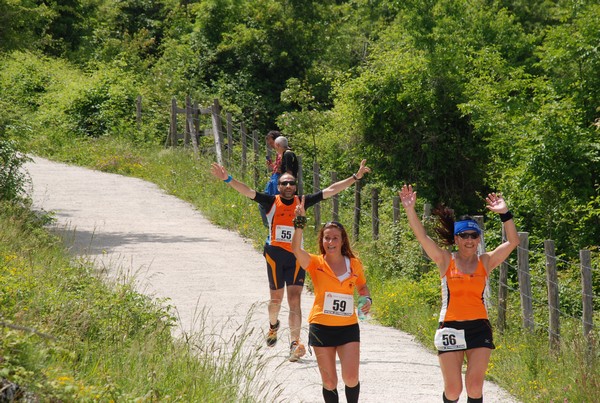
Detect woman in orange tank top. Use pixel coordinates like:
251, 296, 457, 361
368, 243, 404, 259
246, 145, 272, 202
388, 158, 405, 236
292, 197, 371, 403
399, 184, 520, 403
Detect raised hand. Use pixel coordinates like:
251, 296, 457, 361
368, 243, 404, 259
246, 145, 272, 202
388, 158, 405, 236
295, 196, 306, 217
210, 162, 228, 181
356, 159, 371, 179
399, 184, 417, 210
485, 192, 508, 214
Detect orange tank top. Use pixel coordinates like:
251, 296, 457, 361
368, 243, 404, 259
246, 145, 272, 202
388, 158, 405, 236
438, 255, 489, 322
266, 195, 299, 252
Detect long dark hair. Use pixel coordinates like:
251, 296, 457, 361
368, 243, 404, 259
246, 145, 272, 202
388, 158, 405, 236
433, 204, 477, 246
431, 204, 453, 246
318, 221, 356, 258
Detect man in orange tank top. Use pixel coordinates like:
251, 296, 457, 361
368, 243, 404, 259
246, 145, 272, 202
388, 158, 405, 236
211, 159, 370, 362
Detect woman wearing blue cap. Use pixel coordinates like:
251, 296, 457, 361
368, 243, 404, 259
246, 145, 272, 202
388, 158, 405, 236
399, 184, 520, 403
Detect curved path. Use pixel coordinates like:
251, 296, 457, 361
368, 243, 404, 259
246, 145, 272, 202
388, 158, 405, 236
24, 157, 518, 403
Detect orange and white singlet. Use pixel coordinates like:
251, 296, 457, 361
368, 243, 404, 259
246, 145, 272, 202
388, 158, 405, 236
265, 195, 299, 252
438, 254, 490, 322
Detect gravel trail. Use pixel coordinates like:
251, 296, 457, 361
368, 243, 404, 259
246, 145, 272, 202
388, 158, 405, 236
25, 156, 519, 403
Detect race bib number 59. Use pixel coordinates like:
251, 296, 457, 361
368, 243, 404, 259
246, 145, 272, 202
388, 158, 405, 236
323, 292, 354, 317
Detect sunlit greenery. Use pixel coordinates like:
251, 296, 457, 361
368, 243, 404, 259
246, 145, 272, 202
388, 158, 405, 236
1, 0, 599, 401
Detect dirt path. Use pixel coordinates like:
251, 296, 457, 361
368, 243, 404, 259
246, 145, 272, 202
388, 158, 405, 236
24, 156, 519, 403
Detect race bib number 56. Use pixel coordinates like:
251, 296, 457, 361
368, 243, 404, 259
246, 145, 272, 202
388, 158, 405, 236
434, 327, 467, 351
323, 292, 354, 317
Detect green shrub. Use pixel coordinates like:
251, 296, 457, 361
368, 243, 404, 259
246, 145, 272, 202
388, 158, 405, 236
66, 66, 139, 139
0, 139, 31, 202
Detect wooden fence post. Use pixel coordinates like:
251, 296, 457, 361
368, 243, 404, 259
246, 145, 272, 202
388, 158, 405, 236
544, 240, 560, 351
240, 122, 247, 178
226, 112, 233, 164
497, 226, 508, 334
331, 172, 339, 222
194, 100, 200, 142
371, 188, 379, 240
474, 215, 485, 254
393, 196, 400, 225
353, 180, 361, 241
266, 137, 273, 162
211, 98, 223, 165
184, 96, 192, 146
518, 232, 534, 332
313, 162, 321, 231
297, 156, 304, 196
423, 203, 431, 221
136, 95, 142, 130
253, 130, 259, 189
187, 99, 199, 157
168, 97, 177, 147
580, 249, 593, 342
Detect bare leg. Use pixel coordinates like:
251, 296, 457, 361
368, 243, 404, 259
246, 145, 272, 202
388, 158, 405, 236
464, 348, 491, 398
314, 346, 338, 390
438, 351, 465, 400
269, 288, 284, 326
286, 284, 303, 341
337, 341, 360, 387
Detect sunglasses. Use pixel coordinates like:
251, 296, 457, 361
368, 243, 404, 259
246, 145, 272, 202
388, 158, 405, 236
457, 232, 480, 239
279, 180, 297, 186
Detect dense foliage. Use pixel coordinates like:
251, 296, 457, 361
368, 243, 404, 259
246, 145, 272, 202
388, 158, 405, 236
0, 1, 599, 396
2, 0, 597, 259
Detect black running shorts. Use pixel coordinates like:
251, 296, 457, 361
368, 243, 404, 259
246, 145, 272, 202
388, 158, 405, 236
437, 319, 495, 355
309, 323, 360, 347
263, 244, 305, 290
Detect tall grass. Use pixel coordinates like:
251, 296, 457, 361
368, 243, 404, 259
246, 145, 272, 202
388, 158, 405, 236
22, 137, 600, 402
0, 200, 277, 402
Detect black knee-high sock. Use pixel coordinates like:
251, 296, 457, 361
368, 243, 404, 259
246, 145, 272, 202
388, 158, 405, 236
467, 396, 483, 403
322, 388, 339, 403
345, 382, 360, 403
443, 392, 459, 403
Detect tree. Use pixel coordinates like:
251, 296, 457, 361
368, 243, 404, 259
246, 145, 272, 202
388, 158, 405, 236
0, 0, 53, 53
324, 0, 532, 212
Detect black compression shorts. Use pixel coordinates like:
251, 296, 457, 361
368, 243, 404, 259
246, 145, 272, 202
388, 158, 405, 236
263, 244, 305, 290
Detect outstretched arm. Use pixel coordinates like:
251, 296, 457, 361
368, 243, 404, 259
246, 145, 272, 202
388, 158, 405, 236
210, 162, 257, 199
322, 159, 371, 199
484, 193, 520, 270
291, 196, 311, 268
399, 184, 450, 273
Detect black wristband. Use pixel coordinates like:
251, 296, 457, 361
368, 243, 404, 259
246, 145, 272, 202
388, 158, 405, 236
293, 216, 307, 229
352, 173, 360, 181
499, 211, 513, 222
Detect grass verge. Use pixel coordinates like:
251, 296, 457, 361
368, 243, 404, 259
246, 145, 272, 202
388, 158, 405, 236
14, 136, 600, 402
0, 200, 274, 402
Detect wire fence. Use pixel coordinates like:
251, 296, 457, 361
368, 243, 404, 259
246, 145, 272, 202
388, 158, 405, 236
161, 96, 599, 353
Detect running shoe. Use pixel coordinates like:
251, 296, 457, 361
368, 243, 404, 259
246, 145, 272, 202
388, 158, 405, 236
288, 340, 306, 362
266, 320, 280, 347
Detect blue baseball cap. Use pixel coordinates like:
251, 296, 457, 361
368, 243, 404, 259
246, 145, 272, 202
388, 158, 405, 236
454, 219, 482, 235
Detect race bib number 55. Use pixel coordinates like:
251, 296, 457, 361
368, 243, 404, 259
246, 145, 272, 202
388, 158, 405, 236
323, 292, 354, 317
275, 225, 294, 243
